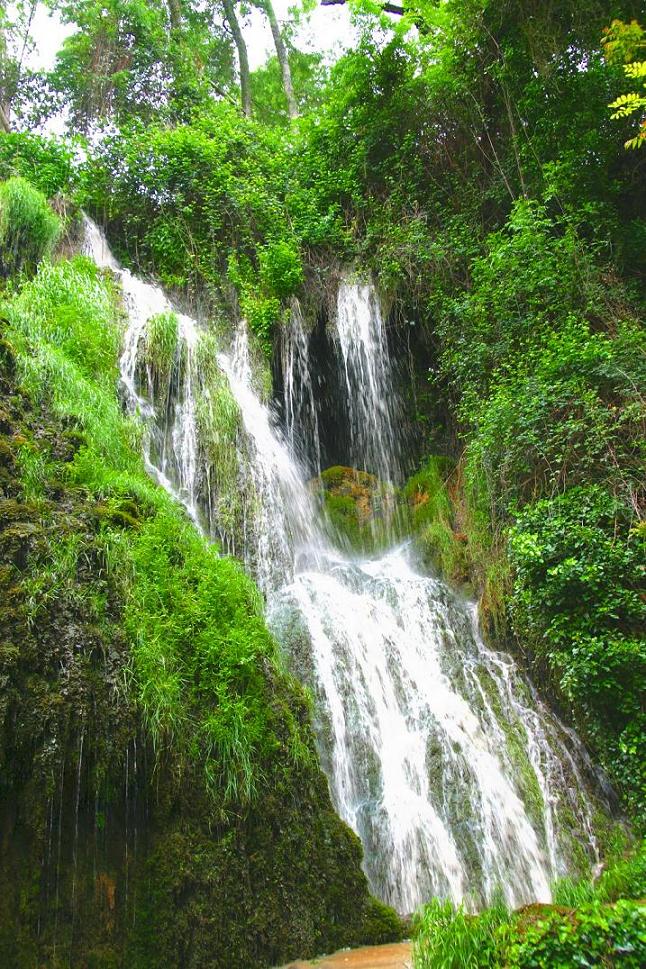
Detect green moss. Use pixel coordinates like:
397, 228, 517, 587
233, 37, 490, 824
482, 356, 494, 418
403, 456, 470, 584
362, 897, 406, 944
0, 252, 394, 968
314, 465, 401, 553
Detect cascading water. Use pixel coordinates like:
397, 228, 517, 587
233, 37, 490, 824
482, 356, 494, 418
216, 322, 328, 591
82, 216, 202, 526
83, 219, 611, 915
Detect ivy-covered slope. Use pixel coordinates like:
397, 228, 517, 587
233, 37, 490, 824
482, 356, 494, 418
0, 180, 400, 968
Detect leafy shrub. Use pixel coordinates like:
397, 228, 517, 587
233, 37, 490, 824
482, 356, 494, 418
466, 320, 645, 519
502, 900, 646, 968
0, 177, 61, 277
258, 238, 304, 298
508, 485, 645, 819
0, 132, 76, 197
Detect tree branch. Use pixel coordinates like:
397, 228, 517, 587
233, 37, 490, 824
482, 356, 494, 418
320, 0, 406, 16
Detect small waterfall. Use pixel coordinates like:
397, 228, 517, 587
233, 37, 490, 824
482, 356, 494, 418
82, 217, 202, 525
217, 322, 329, 591
82, 220, 610, 914
334, 281, 402, 484
280, 300, 321, 475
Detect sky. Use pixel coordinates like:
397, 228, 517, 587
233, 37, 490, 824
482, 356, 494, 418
28, 1, 355, 73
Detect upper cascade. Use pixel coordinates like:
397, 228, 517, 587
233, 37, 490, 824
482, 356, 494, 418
82, 217, 613, 913
334, 280, 402, 484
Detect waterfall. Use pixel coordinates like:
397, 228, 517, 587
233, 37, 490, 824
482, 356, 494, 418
82, 216, 202, 526
83, 218, 610, 914
216, 322, 329, 591
280, 300, 321, 475
334, 281, 402, 484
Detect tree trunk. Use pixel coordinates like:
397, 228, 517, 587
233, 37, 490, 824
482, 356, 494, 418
0, 0, 11, 131
260, 0, 298, 119
167, 0, 182, 32
222, 0, 252, 118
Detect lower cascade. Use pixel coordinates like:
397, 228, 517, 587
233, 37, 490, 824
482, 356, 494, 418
83, 218, 610, 914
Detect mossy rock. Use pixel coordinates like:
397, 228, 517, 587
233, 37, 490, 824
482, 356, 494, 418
0, 298, 399, 969
311, 466, 399, 552
402, 457, 471, 585
362, 897, 406, 944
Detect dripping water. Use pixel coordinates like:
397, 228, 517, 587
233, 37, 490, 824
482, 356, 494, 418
70, 726, 85, 924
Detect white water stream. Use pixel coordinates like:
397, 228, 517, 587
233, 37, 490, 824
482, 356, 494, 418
83, 220, 609, 913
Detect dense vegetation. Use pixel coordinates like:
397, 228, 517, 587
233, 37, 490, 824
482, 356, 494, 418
0, 0, 644, 965
414, 842, 646, 968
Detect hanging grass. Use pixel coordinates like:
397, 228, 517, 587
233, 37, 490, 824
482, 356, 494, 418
2, 252, 303, 808
143, 310, 179, 387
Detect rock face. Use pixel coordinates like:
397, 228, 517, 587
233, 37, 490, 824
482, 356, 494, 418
0, 328, 402, 968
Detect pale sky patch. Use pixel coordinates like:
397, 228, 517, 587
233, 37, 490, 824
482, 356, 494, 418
27, 1, 355, 73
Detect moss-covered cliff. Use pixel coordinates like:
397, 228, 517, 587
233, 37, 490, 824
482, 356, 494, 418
0, 203, 401, 967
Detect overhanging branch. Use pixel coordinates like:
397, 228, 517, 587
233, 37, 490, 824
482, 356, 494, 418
320, 0, 406, 16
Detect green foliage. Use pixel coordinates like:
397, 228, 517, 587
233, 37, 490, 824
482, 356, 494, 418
465, 318, 645, 518
47, 0, 235, 131
3, 255, 137, 476
414, 846, 646, 969
438, 201, 612, 411
553, 840, 646, 907
509, 487, 645, 821
501, 900, 646, 968
596, 840, 646, 902
250, 49, 328, 127
0, 177, 61, 278
413, 896, 511, 969
258, 237, 304, 298
0, 133, 77, 198
603, 20, 646, 149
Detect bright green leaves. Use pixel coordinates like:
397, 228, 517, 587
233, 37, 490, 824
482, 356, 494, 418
509, 487, 646, 821
414, 847, 646, 968
0, 176, 61, 278
258, 237, 303, 299
82, 103, 306, 344
603, 19, 646, 149
227, 236, 304, 346
0, 132, 77, 198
